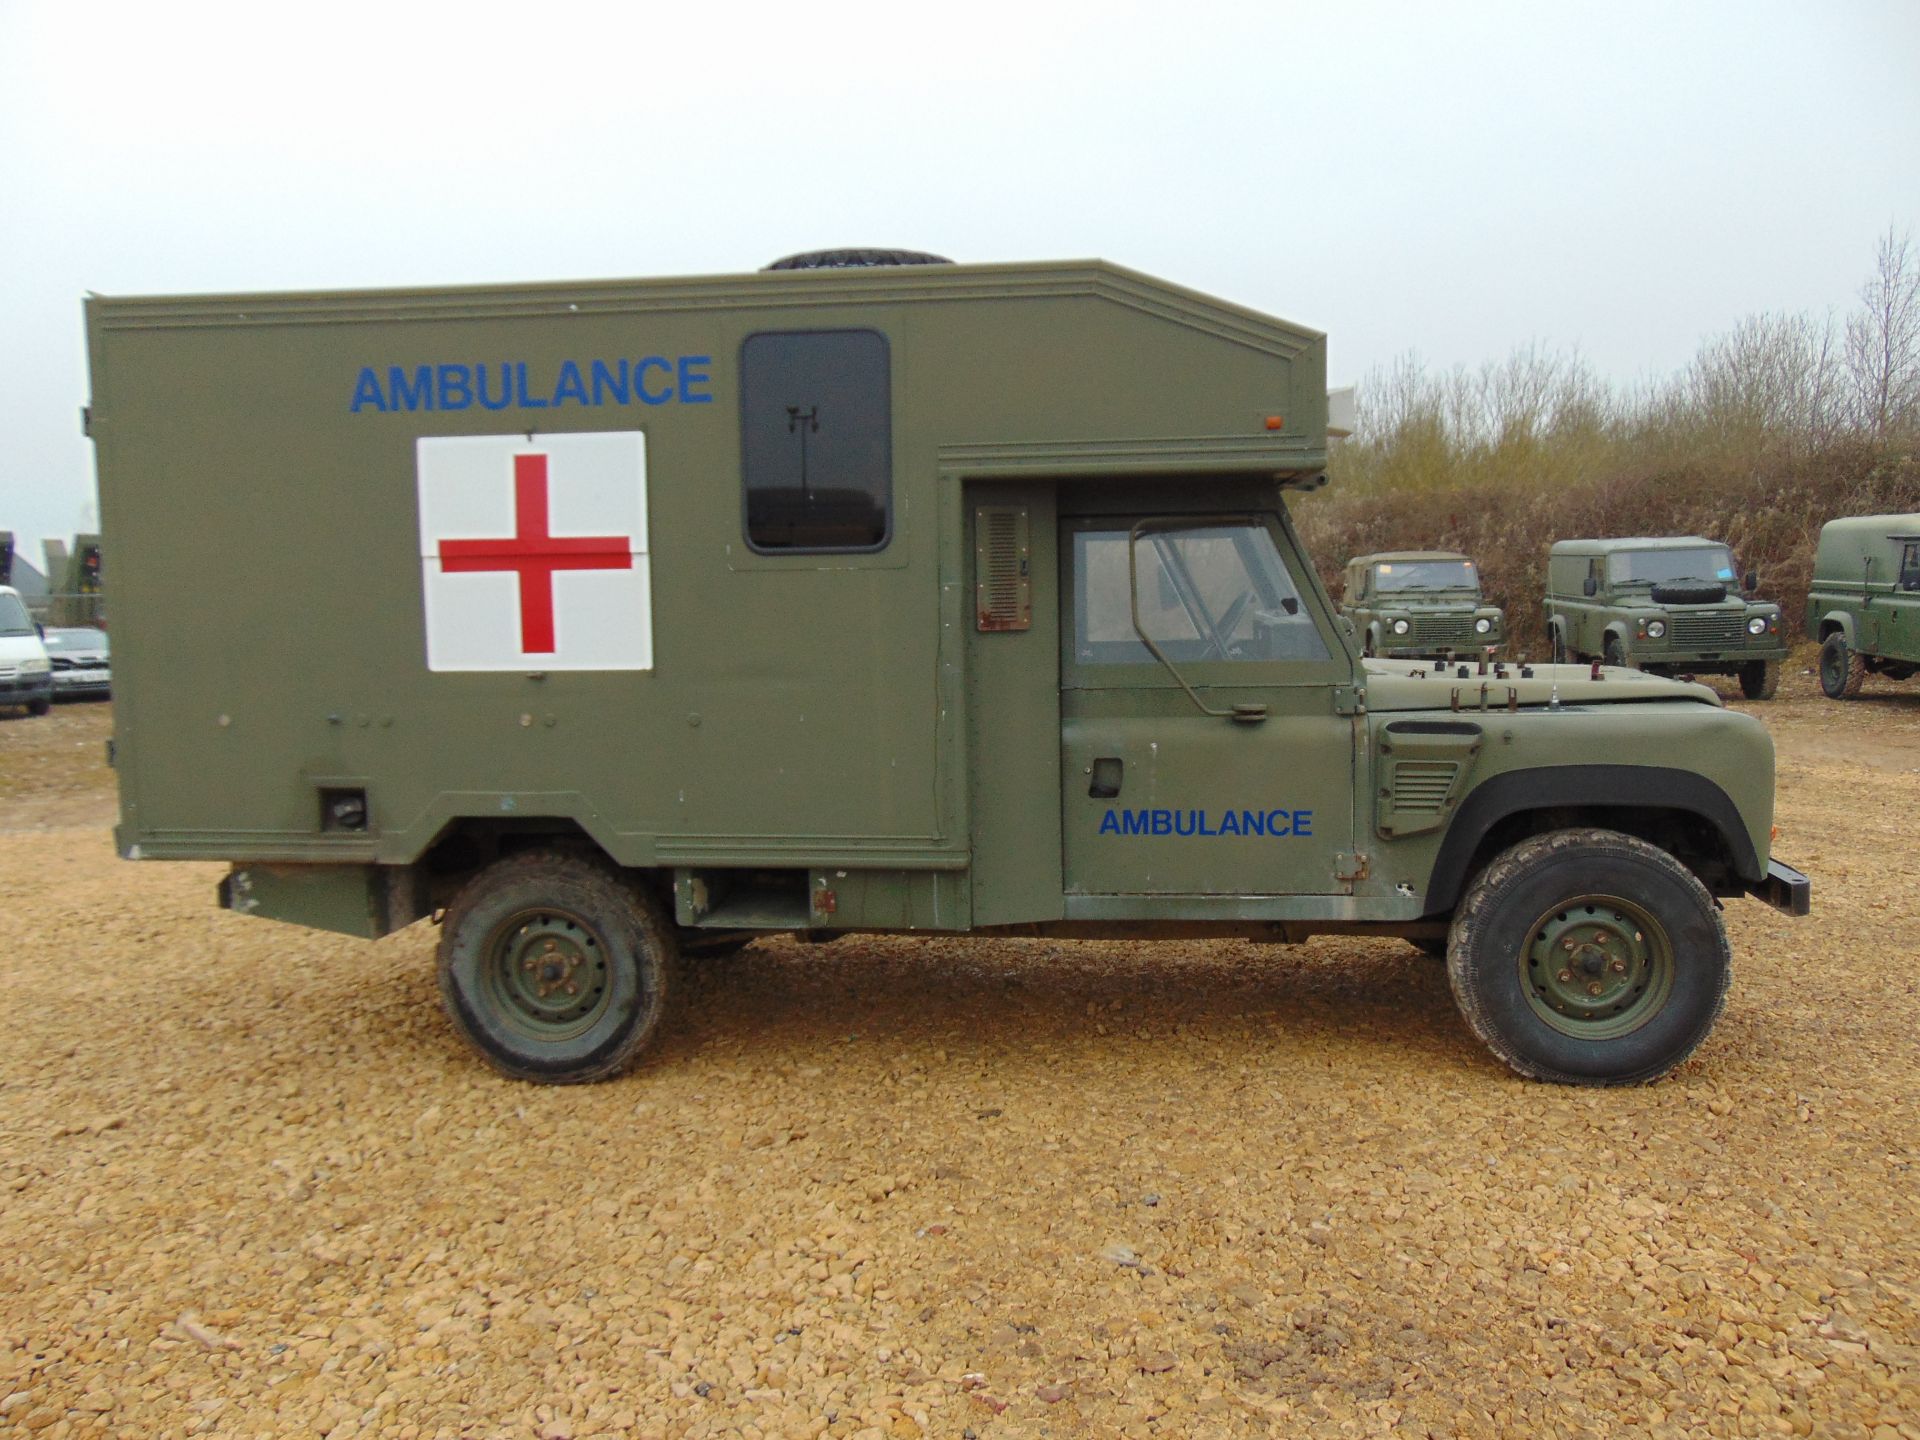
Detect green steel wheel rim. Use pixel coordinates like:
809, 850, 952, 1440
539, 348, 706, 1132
479, 908, 615, 1042
1519, 893, 1675, 1040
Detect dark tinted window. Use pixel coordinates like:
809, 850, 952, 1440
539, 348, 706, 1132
741, 330, 891, 551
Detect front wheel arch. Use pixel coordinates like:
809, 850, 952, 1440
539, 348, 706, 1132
1423, 768, 1759, 916
1816, 611, 1856, 646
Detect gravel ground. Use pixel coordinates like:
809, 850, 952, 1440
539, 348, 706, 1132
2, 668, 1918, 1440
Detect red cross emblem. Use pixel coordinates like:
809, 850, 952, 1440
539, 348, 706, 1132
436, 453, 632, 653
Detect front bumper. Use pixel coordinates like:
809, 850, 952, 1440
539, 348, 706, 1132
1750, 858, 1811, 916
0, 674, 52, 705
51, 670, 110, 697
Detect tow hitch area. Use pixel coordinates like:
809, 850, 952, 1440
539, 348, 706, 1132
1753, 858, 1811, 916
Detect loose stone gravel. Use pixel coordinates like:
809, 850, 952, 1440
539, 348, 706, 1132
1, 678, 1917, 1439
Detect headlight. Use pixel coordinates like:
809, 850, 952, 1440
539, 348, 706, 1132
19, 658, 49, 674
1391, 619, 1410, 636
1645, 620, 1667, 639
1747, 616, 1767, 636
1474, 617, 1492, 634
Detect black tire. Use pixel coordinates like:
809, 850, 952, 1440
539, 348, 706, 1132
1818, 632, 1866, 700
764, 248, 953, 271
1738, 660, 1780, 701
1447, 828, 1730, 1085
437, 850, 675, 1084
1649, 582, 1727, 606
26, 699, 50, 717
1603, 636, 1631, 670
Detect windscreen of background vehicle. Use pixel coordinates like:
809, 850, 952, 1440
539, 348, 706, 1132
44, 628, 108, 651
1373, 560, 1478, 593
0, 594, 34, 636
1607, 548, 1736, 586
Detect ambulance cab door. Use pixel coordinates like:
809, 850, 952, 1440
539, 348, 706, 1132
965, 485, 1064, 926
1059, 512, 1356, 899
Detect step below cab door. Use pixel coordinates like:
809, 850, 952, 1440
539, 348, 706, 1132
1060, 513, 1356, 897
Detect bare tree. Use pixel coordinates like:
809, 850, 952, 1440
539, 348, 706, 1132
1846, 226, 1920, 438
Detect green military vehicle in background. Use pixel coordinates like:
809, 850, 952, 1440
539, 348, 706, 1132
85, 251, 1807, 1089
1806, 513, 1920, 698
1340, 550, 1503, 658
1544, 537, 1788, 699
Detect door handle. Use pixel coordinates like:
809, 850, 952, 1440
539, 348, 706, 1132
1089, 757, 1123, 799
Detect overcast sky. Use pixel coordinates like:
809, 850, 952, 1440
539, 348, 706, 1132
2, 0, 1915, 554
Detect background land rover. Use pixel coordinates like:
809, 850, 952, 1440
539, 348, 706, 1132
87, 253, 1808, 1090
1544, 536, 1788, 700
1806, 512, 1920, 699
1340, 550, 1503, 658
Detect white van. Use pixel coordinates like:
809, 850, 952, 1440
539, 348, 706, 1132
0, 586, 52, 716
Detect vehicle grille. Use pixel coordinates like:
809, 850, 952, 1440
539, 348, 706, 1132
1408, 616, 1479, 647
1390, 761, 1459, 815
0, 663, 16, 680
1667, 612, 1744, 648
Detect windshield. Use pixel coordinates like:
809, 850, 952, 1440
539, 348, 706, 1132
1373, 559, 1479, 594
1607, 547, 1736, 587
0, 594, 33, 636
44, 628, 108, 651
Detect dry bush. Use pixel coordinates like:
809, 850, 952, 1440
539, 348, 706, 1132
1299, 229, 1920, 654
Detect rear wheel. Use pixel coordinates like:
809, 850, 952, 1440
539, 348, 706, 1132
438, 850, 675, 1083
1447, 829, 1730, 1084
1738, 660, 1780, 700
1819, 632, 1866, 699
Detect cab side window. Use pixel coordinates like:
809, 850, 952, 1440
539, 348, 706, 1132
1900, 543, 1920, 592
740, 329, 891, 552
1072, 523, 1329, 665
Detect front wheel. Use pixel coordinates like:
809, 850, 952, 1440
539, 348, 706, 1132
1549, 627, 1568, 664
1738, 660, 1780, 700
1447, 829, 1730, 1084
438, 850, 676, 1083
1819, 633, 1866, 699
1602, 636, 1629, 670
26, 698, 50, 717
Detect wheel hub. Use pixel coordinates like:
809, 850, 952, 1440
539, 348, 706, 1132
1523, 897, 1673, 1039
484, 911, 612, 1036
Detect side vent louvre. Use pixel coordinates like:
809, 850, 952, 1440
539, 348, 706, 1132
1391, 761, 1459, 814
974, 505, 1031, 632
1374, 720, 1482, 839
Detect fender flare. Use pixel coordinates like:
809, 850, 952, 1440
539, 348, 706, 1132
1423, 765, 1762, 916
1601, 624, 1633, 661
1816, 610, 1857, 646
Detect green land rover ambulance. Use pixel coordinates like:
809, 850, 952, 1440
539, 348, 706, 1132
85, 251, 1808, 1087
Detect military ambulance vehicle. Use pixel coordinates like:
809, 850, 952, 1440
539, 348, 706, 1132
1544, 537, 1788, 699
1806, 513, 1920, 699
1340, 551, 1503, 659
86, 252, 1808, 1088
